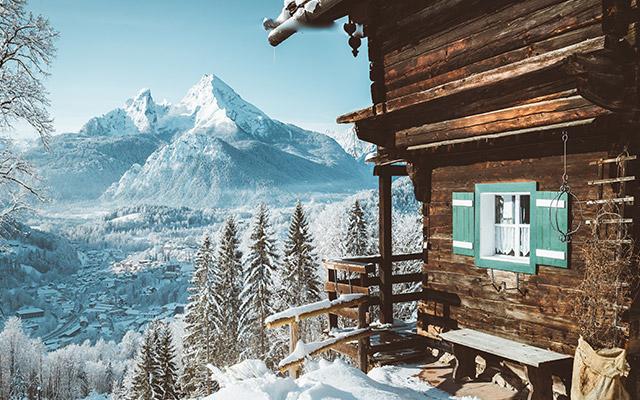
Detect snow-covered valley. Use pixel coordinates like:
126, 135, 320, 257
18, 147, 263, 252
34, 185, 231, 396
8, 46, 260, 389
1, 74, 421, 352
0, 71, 436, 400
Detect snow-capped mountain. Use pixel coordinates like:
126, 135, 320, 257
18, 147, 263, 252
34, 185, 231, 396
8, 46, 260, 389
26, 74, 372, 205
326, 127, 376, 162
106, 75, 372, 207
80, 89, 170, 136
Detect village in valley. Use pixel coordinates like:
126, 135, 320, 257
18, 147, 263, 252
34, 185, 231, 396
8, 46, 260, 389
5, 247, 189, 351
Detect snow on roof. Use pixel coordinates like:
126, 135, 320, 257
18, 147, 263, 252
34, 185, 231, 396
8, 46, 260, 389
16, 307, 45, 315
263, 0, 346, 46
265, 294, 366, 325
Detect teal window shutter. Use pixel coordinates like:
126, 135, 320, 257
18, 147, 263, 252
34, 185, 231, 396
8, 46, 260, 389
534, 191, 568, 268
452, 192, 474, 256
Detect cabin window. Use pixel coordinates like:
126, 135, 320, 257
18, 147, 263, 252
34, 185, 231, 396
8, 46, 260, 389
452, 182, 568, 274
479, 193, 530, 264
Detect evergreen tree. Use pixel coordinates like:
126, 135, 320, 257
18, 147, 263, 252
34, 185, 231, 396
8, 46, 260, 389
77, 369, 90, 399
154, 323, 179, 400
242, 204, 278, 360
180, 236, 217, 397
8, 367, 25, 400
212, 216, 244, 365
129, 324, 161, 400
111, 366, 127, 400
26, 369, 40, 400
344, 200, 371, 257
104, 362, 114, 394
280, 202, 322, 340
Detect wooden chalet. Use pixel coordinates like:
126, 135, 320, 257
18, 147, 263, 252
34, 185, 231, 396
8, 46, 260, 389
265, 1, 640, 398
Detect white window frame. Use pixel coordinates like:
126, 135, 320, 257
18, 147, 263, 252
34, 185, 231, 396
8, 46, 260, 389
479, 192, 531, 265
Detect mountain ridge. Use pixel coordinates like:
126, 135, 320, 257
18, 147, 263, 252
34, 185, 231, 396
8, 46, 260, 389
27, 74, 373, 206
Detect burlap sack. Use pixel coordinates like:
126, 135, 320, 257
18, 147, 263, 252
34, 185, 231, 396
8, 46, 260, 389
571, 336, 631, 400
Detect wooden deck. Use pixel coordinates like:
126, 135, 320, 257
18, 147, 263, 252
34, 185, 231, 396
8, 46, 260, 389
419, 361, 522, 400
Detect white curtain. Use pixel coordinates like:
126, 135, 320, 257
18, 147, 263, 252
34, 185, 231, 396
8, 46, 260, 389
495, 225, 516, 255
495, 225, 530, 256
520, 226, 530, 257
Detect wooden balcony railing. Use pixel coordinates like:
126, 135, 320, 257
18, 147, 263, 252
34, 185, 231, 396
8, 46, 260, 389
324, 252, 425, 317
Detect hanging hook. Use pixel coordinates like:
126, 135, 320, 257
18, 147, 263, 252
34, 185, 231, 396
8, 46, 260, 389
549, 131, 582, 242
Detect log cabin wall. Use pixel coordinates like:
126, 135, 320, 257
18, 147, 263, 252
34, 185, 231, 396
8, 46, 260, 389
338, 0, 640, 395
344, 0, 638, 147
378, 0, 604, 103
415, 123, 639, 356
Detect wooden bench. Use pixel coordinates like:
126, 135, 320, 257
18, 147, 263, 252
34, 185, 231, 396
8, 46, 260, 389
440, 329, 573, 400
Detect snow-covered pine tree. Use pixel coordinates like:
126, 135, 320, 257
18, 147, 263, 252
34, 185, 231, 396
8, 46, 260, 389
104, 362, 114, 395
154, 322, 179, 400
344, 199, 371, 257
212, 216, 244, 366
242, 204, 278, 361
181, 236, 217, 397
110, 365, 129, 400
77, 369, 90, 399
26, 369, 40, 400
280, 202, 323, 340
8, 367, 25, 400
392, 209, 423, 320
129, 324, 161, 400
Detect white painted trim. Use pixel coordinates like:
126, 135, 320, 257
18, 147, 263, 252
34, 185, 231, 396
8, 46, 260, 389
453, 199, 473, 207
536, 199, 565, 208
535, 249, 565, 260
480, 255, 530, 265
453, 240, 473, 249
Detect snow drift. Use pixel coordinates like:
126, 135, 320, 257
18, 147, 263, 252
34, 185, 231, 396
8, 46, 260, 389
208, 359, 477, 400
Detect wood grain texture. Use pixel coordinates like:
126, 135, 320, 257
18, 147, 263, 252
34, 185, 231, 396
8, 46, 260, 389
416, 127, 639, 355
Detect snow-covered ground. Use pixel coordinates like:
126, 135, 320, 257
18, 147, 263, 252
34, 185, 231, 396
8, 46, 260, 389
208, 359, 478, 400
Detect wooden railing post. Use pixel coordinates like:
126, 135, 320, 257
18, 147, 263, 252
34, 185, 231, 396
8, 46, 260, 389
289, 321, 300, 378
327, 268, 338, 330
357, 302, 369, 372
378, 173, 394, 324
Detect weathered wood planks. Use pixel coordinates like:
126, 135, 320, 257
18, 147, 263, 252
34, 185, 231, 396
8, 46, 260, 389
440, 328, 572, 368
416, 130, 639, 354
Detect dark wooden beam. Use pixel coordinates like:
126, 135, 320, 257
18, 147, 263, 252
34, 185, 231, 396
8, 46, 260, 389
394, 95, 610, 148
378, 174, 393, 324
374, 164, 408, 176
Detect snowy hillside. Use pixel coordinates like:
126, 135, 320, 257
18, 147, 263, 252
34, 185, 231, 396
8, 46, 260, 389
0, 222, 80, 284
25, 133, 161, 200
105, 75, 373, 207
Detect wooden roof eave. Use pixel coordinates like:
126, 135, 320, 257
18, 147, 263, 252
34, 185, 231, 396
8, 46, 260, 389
337, 36, 608, 125
343, 36, 639, 150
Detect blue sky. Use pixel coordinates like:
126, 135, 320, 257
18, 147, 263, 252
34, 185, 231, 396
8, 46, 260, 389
20, 0, 371, 138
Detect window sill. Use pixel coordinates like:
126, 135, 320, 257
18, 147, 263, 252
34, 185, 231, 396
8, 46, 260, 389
481, 255, 530, 265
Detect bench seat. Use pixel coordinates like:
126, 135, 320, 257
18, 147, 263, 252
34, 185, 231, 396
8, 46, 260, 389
440, 328, 573, 400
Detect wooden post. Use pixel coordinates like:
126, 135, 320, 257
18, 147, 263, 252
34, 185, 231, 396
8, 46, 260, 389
288, 321, 300, 378
357, 304, 369, 372
378, 173, 393, 325
525, 365, 553, 400
452, 344, 477, 382
327, 268, 338, 330
357, 272, 369, 372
